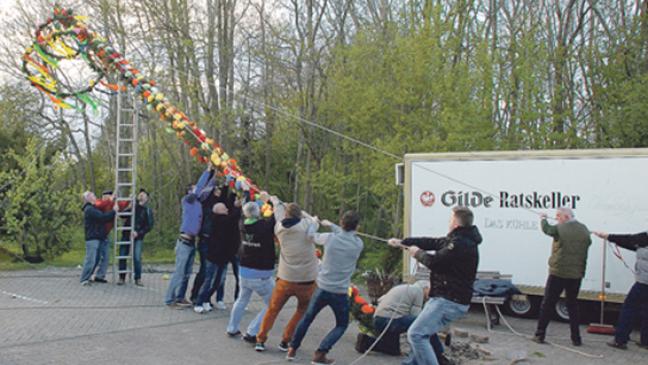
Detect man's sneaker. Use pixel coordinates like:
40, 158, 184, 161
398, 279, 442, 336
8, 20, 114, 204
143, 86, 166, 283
278, 341, 289, 352
215, 301, 227, 310
81, 280, 91, 286
93, 278, 108, 283
571, 338, 582, 347
438, 354, 455, 365
193, 305, 206, 314
636, 341, 648, 350
286, 347, 297, 361
227, 330, 241, 337
255, 342, 266, 352
202, 302, 213, 312
242, 333, 256, 343
116, 278, 125, 286
531, 335, 545, 344
135, 279, 144, 287
311, 350, 334, 365
176, 299, 192, 307
166, 303, 185, 310
607, 340, 627, 349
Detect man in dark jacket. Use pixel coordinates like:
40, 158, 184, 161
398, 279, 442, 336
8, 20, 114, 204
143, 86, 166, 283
117, 189, 154, 286
226, 201, 276, 341
189, 181, 224, 302
193, 199, 242, 313
533, 208, 591, 346
593, 230, 648, 350
389, 206, 481, 365
80, 191, 117, 286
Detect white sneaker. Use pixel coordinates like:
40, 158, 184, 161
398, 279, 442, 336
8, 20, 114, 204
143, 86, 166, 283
193, 305, 206, 314
81, 280, 90, 286
203, 302, 213, 312
215, 301, 227, 310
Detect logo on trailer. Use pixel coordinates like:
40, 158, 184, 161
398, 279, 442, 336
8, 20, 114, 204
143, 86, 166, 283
420, 191, 436, 207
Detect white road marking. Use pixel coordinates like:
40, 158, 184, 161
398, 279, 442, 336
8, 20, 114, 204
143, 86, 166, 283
1, 290, 49, 305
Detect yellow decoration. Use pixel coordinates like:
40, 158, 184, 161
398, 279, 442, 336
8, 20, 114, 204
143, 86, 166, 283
177, 121, 186, 129
210, 152, 221, 166
155, 93, 164, 101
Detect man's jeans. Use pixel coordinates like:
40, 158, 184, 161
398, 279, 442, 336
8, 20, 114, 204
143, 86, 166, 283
93, 238, 111, 280
195, 260, 225, 305
80, 240, 100, 283
290, 288, 350, 353
403, 297, 468, 365
190, 239, 209, 302
119, 239, 143, 280
615, 282, 648, 345
227, 276, 274, 336
164, 239, 196, 305
535, 275, 582, 341
211, 256, 240, 302
374, 315, 444, 356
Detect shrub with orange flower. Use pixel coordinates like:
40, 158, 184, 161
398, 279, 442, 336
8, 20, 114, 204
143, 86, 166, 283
349, 285, 377, 336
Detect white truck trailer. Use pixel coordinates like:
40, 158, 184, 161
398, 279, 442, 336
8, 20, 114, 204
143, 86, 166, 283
400, 149, 648, 319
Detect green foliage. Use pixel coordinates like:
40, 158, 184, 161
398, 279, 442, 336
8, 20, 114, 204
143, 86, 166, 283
1, 139, 79, 259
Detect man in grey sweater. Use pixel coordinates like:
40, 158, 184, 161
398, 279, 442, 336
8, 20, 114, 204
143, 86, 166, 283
287, 211, 364, 365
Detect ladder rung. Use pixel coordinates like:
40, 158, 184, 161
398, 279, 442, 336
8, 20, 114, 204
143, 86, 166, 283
115, 226, 132, 231
116, 270, 133, 274
120, 139, 135, 142
118, 154, 135, 157
118, 168, 134, 171
119, 124, 135, 127
115, 241, 134, 245
116, 197, 133, 201
115, 256, 132, 260
117, 213, 133, 217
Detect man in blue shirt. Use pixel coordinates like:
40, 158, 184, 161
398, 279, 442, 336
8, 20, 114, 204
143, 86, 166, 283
164, 165, 214, 308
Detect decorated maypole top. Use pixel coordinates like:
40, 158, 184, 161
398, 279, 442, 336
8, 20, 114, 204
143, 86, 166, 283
22, 5, 268, 205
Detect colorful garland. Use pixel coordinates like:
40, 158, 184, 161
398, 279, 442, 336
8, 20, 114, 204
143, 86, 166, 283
22, 5, 267, 203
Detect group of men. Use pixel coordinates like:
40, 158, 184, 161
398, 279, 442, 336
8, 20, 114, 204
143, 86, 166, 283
80, 188, 153, 286
81, 163, 647, 364
163, 165, 365, 365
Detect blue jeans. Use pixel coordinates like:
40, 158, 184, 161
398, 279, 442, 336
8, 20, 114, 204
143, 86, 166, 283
615, 282, 648, 345
190, 239, 209, 302
196, 260, 225, 305
227, 276, 274, 335
403, 297, 468, 365
119, 240, 143, 280
164, 239, 196, 305
290, 288, 350, 353
374, 315, 444, 356
80, 240, 100, 282
212, 256, 240, 302
93, 238, 111, 279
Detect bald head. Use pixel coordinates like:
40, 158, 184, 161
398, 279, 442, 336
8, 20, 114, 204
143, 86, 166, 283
83, 191, 96, 204
556, 207, 574, 224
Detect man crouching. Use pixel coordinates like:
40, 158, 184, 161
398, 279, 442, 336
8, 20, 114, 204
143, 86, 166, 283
388, 206, 481, 365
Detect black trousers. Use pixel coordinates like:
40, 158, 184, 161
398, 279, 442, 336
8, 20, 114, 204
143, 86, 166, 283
535, 274, 582, 340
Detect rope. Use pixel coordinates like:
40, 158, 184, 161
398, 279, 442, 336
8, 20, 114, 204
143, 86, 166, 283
609, 241, 636, 274
492, 304, 604, 359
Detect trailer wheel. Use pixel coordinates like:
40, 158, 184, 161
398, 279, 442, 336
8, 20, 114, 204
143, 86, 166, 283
554, 300, 570, 322
506, 295, 539, 318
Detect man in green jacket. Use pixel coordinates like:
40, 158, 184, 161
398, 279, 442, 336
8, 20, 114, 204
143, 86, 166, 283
532, 208, 591, 346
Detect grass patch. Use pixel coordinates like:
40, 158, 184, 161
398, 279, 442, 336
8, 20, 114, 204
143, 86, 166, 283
0, 239, 175, 271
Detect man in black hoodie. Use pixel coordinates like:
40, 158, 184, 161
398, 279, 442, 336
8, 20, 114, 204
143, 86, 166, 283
389, 206, 481, 365
193, 198, 242, 313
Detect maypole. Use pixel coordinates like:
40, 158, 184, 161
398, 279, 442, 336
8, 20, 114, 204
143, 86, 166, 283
22, 5, 267, 204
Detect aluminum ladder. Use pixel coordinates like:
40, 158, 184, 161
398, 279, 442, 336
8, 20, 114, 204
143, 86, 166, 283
112, 84, 139, 284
